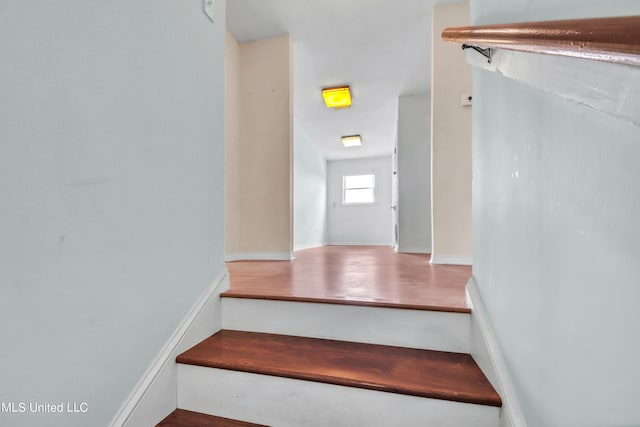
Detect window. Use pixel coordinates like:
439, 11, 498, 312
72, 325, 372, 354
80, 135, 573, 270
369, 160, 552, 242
343, 174, 376, 204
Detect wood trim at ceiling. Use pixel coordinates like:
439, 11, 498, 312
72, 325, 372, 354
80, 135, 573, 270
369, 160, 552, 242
442, 15, 640, 66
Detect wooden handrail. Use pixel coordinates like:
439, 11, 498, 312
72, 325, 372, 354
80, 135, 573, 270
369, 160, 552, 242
442, 16, 640, 66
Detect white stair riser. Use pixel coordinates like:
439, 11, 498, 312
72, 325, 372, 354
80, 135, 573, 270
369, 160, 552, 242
222, 298, 470, 353
177, 365, 500, 427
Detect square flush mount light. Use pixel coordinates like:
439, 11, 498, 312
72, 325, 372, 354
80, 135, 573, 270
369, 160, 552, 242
341, 135, 362, 148
322, 85, 352, 109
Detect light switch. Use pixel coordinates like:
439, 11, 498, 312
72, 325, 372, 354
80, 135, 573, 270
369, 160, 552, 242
203, 0, 214, 22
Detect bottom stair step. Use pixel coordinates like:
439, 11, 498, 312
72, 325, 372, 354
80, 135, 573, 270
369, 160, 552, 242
177, 330, 501, 407
157, 409, 268, 427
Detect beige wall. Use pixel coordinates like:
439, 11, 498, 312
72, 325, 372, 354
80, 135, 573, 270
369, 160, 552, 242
431, 2, 472, 264
225, 31, 241, 256
225, 33, 293, 259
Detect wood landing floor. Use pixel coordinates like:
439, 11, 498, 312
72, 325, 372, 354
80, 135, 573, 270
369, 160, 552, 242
224, 246, 471, 313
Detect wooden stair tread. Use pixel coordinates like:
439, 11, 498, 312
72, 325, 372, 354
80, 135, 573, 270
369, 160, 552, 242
177, 330, 502, 407
157, 409, 268, 427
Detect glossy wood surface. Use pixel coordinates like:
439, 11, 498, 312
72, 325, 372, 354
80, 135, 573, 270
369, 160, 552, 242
442, 15, 640, 66
224, 246, 471, 313
157, 409, 268, 427
177, 330, 502, 407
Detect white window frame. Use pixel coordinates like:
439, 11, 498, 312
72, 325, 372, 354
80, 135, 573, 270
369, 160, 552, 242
342, 172, 377, 206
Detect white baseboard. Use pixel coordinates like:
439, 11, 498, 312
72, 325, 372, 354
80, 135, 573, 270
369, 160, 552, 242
109, 269, 230, 427
293, 243, 326, 251
327, 241, 393, 246
225, 252, 294, 261
467, 277, 527, 427
397, 245, 431, 254
430, 255, 472, 265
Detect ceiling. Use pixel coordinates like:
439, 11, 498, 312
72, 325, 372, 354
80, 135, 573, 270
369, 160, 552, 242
227, 0, 458, 160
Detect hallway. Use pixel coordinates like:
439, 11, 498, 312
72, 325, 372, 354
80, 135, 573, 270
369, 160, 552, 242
225, 246, 471, 312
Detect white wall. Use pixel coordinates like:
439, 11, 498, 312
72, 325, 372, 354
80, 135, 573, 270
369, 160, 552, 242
294, 119, 328, 250
431, 2, 473, 264
471, 1, 640, 426
225, 34, 293, 260
397, 94, 432, 253
327, 157, 393, 246
0, 1, 226, 426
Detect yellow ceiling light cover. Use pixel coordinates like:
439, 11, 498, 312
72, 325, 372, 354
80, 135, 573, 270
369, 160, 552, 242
341, 135, 362, 147
322, 86, 352, 109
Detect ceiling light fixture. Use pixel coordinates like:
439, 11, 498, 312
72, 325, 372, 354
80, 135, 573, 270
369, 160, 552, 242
322, 85, 352, 109
341, 135, 362, 148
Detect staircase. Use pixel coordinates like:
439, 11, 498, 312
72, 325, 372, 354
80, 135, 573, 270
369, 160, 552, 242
157, 291, 502, 426
157, 409, 267, 427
